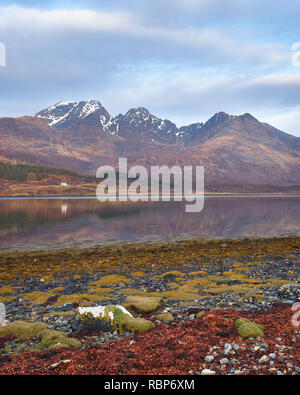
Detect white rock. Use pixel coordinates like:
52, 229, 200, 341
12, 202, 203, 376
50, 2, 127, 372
220, 358, 229, 365
258, 355, 270, 364
0, 303, 6, 326
205, 355, 215, 363
201, 369, 216, 376
78, 305, 132, 322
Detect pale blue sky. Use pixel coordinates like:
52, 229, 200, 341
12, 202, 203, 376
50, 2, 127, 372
0, 1, 299, 135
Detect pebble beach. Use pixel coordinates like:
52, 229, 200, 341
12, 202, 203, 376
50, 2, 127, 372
0, 236, 299, 375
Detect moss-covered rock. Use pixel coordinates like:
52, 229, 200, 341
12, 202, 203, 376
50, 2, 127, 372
0, 321, 81, 350
0, 321, 48, 340
234, 318, 264, 338
39, 329, 81, 349
155, 313, 174, 322
118, 316, 155, 334
74, 304, 154, 334
73, 305, 132, 332
123, 295, 164, 314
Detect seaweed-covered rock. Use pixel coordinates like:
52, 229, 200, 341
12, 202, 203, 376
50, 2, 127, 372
0, 321, 48, 340
155, 313, 174, 322
118, 317, 155, 334
0, 321, 81, 349
234, 318, 264, 338
123, 296, 164, 314
39, 329, 81, 349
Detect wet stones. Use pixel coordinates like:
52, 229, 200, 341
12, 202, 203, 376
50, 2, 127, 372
277, 284, 300, 301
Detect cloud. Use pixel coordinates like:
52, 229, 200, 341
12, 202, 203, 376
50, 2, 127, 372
0, 5, 289, 67
100, 70, 300, 135
0, 3, 299, 136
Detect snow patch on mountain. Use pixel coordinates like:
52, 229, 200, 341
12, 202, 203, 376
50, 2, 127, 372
36, 100, 112, 131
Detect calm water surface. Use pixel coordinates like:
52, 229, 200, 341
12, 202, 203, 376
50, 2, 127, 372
0, 196, 299, 251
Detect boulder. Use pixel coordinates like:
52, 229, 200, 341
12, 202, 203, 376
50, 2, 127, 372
123, 296, 164, 314
39, 329, 81, 349
155, 312, 174, 322
74, 304, 154, 334
118, 316, 155, 334
0, 321, 81, 349
234, 318, 264, 338
0, 321, 48, 340
72, 305, 132, 332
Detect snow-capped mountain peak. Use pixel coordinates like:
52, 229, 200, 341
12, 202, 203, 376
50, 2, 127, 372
36, 100, 111, 131
103, 107, 179, 143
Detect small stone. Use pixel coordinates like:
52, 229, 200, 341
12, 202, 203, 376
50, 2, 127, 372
205, 355, 214, 363
258, 355, 269, 364
220, 358, 229, 365
201, 369, 216, 375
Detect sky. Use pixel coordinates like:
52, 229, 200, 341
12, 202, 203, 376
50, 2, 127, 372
0, 0, 300, 136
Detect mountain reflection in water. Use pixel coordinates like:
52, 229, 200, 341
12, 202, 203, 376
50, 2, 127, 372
0, 196, 299, 251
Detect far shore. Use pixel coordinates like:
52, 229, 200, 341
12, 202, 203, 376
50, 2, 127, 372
1, 192, 300, 199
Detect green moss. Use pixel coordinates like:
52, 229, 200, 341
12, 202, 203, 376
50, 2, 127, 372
234, 318, 264, 338
0, 321, 48, 340
39, 329, 81, 349
155, 313, 174, 322
118, 316, 155, 334
123, 295, 164, 314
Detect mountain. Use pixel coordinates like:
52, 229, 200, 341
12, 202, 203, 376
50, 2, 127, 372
0, 100, 300, 190
36, 100, 111, 131
177, 123, 204, 146
105, 107, 179, 144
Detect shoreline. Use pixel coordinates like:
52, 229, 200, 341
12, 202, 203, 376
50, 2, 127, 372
1, 192, 300, 199
1, 233, 300, 254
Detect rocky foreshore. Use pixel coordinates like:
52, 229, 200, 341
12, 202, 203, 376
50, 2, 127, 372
0, 236, 299, 375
